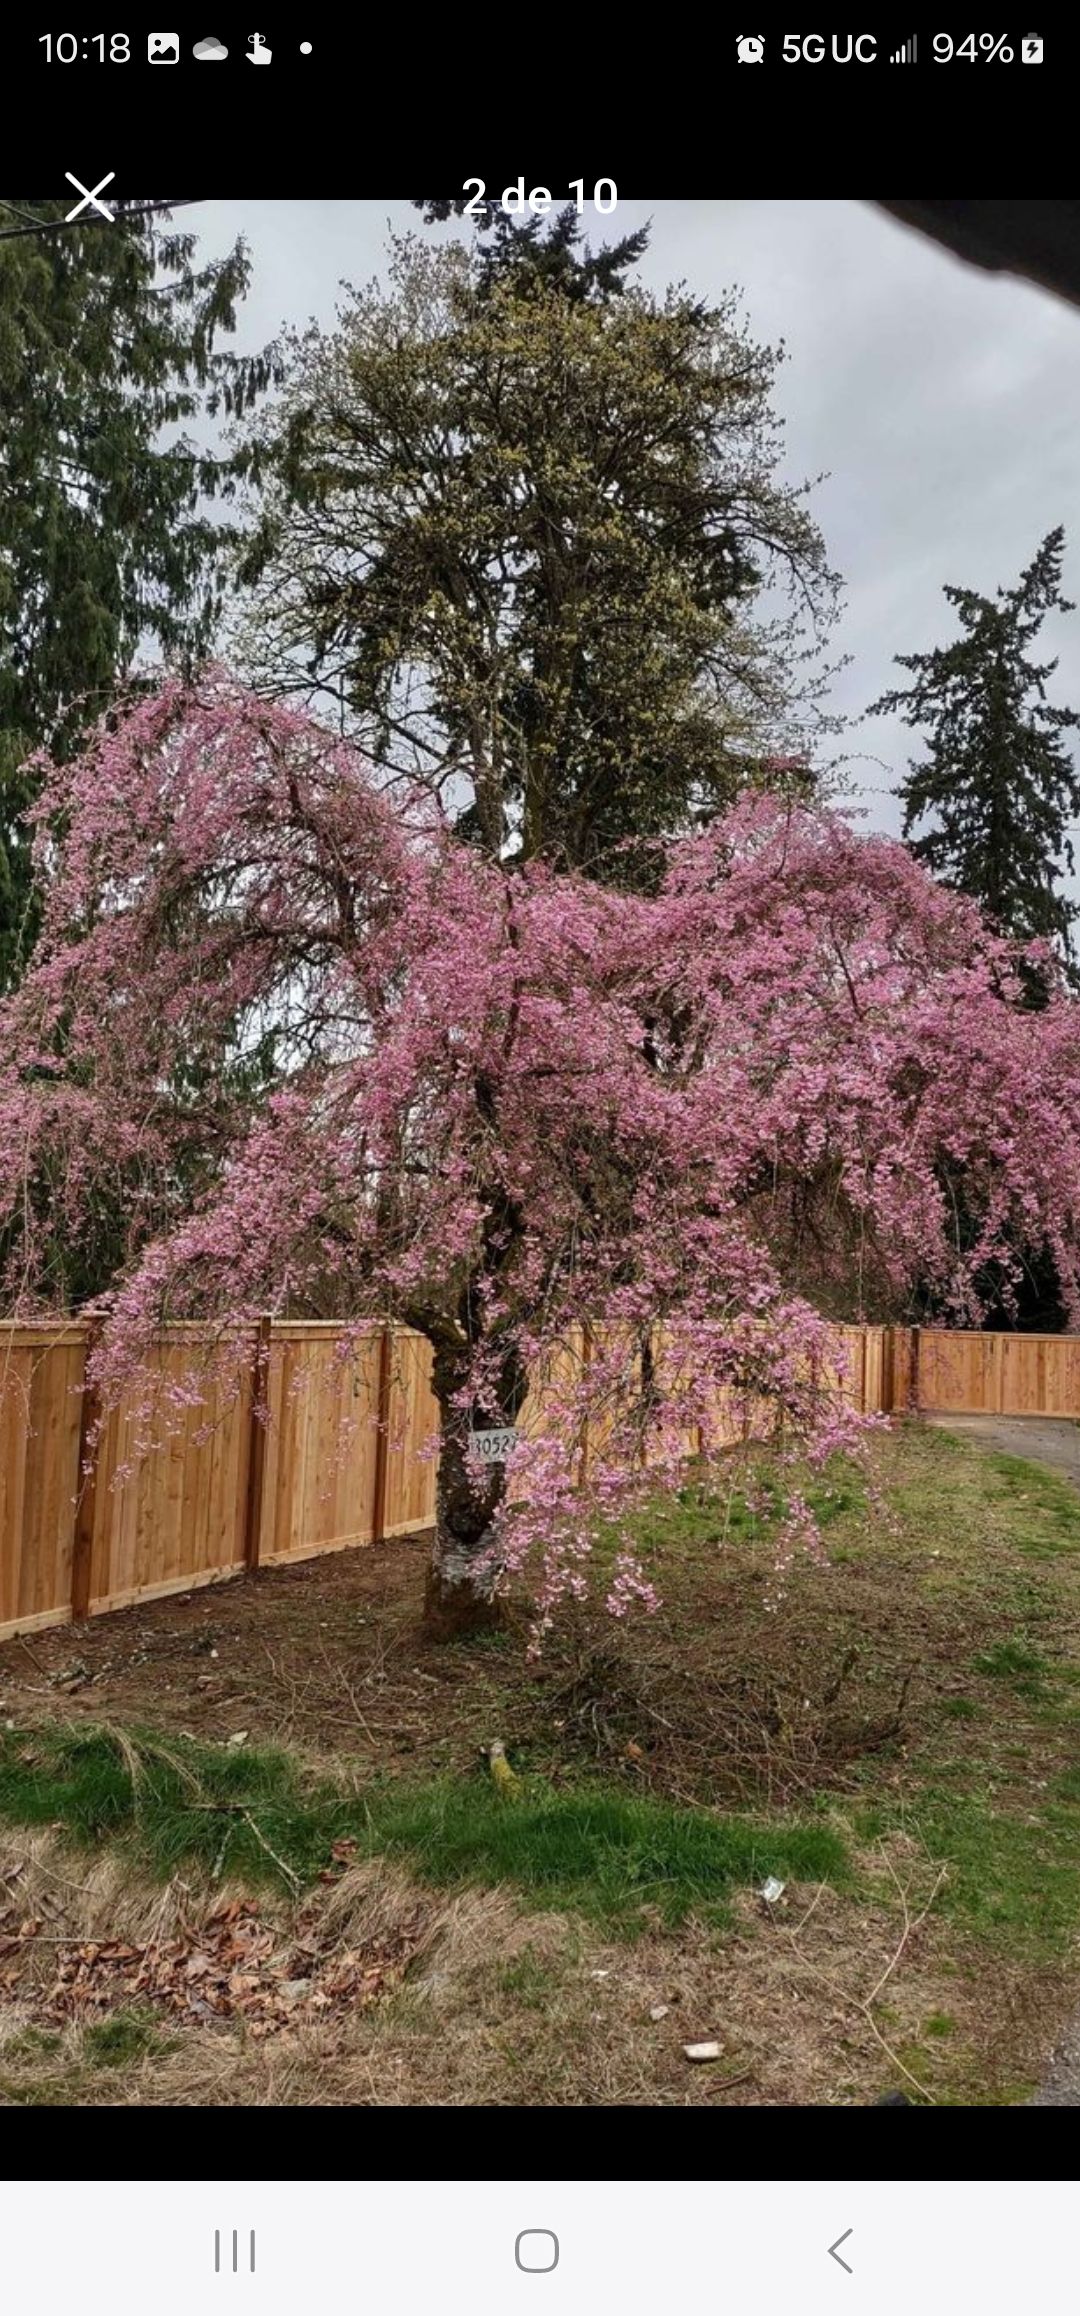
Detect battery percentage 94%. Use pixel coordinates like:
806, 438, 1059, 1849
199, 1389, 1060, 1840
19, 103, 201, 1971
933, 33, 1016, 59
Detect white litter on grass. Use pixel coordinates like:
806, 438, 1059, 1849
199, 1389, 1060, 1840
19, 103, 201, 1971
683, 2041, 722, 2062
759, 1877, 786, 1904
649, 2003, 670, 2021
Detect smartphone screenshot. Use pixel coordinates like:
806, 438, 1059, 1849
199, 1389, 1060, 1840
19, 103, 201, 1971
1, 23, 1079, 2194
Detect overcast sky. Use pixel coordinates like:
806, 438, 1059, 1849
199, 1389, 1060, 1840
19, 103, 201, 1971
192, 197, 1080, 852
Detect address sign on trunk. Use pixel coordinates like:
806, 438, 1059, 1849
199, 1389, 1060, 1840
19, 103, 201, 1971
468, 1427, 519, 1463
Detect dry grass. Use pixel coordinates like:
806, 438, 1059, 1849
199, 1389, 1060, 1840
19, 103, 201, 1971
0, 1818, 1062, 2106
3, 1422, 1080, 2104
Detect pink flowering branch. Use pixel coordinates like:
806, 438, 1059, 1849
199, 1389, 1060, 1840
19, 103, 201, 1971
2, 670, 1080, 1632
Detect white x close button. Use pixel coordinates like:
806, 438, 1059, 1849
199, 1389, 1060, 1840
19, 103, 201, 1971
64, 171, 115, 222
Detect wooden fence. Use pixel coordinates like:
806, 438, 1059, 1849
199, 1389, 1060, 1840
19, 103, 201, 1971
0, 1318, 1077, 1641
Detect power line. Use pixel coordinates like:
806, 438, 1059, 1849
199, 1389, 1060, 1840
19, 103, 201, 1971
0, 197, 203, 243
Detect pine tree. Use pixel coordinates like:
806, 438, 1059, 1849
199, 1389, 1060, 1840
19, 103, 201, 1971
874, 529, 1080, 963
0, 198, 273, 988
412, 194, 652, 302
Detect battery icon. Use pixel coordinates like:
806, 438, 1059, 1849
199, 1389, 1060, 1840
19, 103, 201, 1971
1021, 34, 1044, 60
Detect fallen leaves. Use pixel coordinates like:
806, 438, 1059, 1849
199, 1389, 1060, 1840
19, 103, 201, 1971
319, 1836, 359, 1882
4, 1893, 427, 2040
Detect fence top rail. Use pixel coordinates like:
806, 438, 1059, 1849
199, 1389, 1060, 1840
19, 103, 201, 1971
0, 1316, 402, 1345
0, 1324, 91, 1348
268, 1319, 406, 1340
912, 1329, 1080, 1346
3, 1315, 1079, 1353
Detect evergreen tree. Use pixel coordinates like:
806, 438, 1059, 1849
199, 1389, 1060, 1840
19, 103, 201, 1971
412, 194, 651, 302
875, 529, 1080, 962
235, 237, 839, 884
0, 198, 273, 988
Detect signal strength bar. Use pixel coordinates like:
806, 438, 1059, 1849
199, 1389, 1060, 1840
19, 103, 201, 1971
889, 33, 917, 61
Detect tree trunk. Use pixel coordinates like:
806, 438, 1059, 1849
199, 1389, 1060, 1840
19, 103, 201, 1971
423, 1336, 528, 1639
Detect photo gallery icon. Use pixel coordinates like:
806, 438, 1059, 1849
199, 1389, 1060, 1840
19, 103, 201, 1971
147, 33, 180, 63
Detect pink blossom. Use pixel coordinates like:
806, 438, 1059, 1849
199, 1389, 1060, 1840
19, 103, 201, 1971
3, 671, 1080, 1627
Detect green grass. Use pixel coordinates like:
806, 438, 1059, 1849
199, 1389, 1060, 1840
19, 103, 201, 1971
922, 2011, 956, 2039
652, 1435, 1080, 1966
972, 1637, 1049, 1693
849, 1443, 1080, 1965
861, 1783, 1080, 1957
667, 1460, 865, 1547
3, 2027, 62, 2061
495, 1949, 565, 2005
986, 1454, 1080, 1556
0, 2010, 174, 2107
803, 1430, 1080, 1967
0, 1722, 847, 1933
82, 2009, 164, 2068
361, 1778, 846, 1929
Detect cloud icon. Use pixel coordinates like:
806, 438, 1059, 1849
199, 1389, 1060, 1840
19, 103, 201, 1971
193, 35, 228, 59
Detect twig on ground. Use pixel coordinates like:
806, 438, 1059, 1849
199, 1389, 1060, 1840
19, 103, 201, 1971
791, 1879, 828, 1936
240, 1809, 302, 1896
317, 1640, 378, 1744
782, 1848, 949, 2105
865, 1853, 947, 2011
707, 2064, 755, 2094
1, 1929, 97, 1946
189, 1802, 302, 1897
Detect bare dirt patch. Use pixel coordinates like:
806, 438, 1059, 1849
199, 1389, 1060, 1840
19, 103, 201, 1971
0, 1436, 1021, 1806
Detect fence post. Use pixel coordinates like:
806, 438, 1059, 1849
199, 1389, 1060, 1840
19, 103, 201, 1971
992, 1329, 1005, 1416
370, 1323, 393, 1545
71, 1321, 101, 1622
908, 1324, 921, 1413
243, 1315, 273, 1572
881, 1325, 895, 1415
